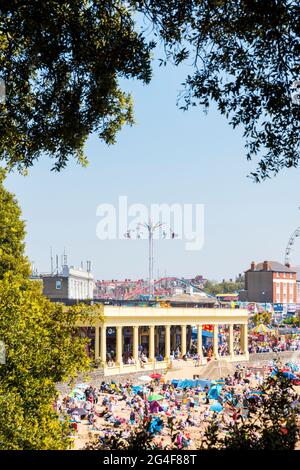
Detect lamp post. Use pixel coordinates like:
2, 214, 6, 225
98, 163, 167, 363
261, 291, 267, 311
124, 220, 177, 300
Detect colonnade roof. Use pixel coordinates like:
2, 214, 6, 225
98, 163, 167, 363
76, 305, 248, 327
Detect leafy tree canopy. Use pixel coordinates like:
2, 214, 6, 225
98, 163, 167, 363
0, 1, 299, 178
0, 170, 97, 449
204, 279, 244, 296
135, 0, 300, 181
252, 311, 272, 325
0, 0, 153, 172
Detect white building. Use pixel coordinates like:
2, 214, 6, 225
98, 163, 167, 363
42, 264, 94, 301
63, 265, 94, 300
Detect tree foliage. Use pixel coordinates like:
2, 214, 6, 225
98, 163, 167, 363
0, 1, 153, 171
135, 0, 300, 181
204, 280, 244, 296
0, 171, 98, 449
252, 311, 272, 325
0, 168, 30, 279
282, 316, 300, 326
0, 1, 299, 178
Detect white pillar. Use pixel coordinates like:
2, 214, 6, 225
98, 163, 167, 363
149, 325, 155, 362
197, 325, 203, 360
116, 326, 123, 366
165, 325, 171, 360
241, 324, 248, 357
94, 326, 99, 361
181, 325, 187, 357
213, 325, 219, 359
133, 326, 139, 364
229, 324, 234, 358
244, 324, 249, 359
100, 325, 106, 366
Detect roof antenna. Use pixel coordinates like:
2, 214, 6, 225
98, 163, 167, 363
50, 247, 54, 275
63, 247, 68, 267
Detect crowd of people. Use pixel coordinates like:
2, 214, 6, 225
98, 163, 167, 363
248, 334, 300, 354
56, 358, 300, 449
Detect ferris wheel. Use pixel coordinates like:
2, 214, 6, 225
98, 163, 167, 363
284, 212, 300, 266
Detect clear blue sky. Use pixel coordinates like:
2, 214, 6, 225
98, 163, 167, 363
5, 58, 300, 282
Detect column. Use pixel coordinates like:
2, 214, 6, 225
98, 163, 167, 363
149, 325, 155, 362
94, 326, 100, 361
165, 325, 171, 360
172, 328, 177, 351
116, 326, 123, 367
100, 325, 106, 365
181, 325, 187, 357
197, 325, 202, 359
133, 326, 139, 364
244, 324, 249, 358
240, 324, 245, 353
213, 324, 219, 359
240, 324, 248, 356
229, 324, 234, 358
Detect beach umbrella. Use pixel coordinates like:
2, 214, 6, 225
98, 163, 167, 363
138, 375, 152, 382
148, 394, 164, 402
210, 402, 223, 413
150, 373, 162, 379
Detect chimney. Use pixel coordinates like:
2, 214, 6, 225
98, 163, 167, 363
263, 260, 269, 271
285, 262, 290, 268
251, 261, 256, 271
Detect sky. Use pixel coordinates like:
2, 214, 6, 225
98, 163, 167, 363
5, 57, 300, 283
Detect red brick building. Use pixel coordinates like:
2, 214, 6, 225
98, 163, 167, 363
242, 261, 297, 304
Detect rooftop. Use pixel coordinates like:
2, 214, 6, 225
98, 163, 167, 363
247, 261, 296, 273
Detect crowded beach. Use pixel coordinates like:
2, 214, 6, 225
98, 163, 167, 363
56, 357, 300, 449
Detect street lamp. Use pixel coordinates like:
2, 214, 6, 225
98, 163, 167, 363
124, 219, 177, 300
261, 291, 267, 311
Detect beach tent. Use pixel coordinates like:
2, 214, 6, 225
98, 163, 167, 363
196, 379, 211, 389
208, 384, 222, 400
282, 371, 297, 380
149, 417, 164, 434
70, 389, 85, 400
174, 379, 211, 390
